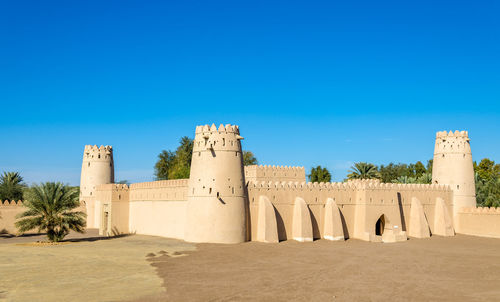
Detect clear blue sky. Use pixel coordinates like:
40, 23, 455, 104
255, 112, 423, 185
1, 0, 499, 185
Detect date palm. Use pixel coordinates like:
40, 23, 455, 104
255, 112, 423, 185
347, 162, 380, 180
15, 182, 86, 242
0, 171, 25, 201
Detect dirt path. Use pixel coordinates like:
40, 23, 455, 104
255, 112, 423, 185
0, 230, 195, 302
138, 235, 500, 301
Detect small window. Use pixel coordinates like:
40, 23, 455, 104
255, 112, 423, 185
88, 162, 90, 167
209, 188, 212, 194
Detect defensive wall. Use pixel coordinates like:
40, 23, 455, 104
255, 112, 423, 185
97, 180, 189, 239
82, 125, 500, 244
247, 179, 454, 243
456, 207, 500, 238
3, 124, 499, 244
244, 165, 306, 182
0, 200, 24, 234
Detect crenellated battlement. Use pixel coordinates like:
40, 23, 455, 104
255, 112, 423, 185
436, 130, 469, 138
130, 179, 189, 189
96, 184, 129, 191
347, 179, 381, 185
244, 165, 306, 182
193, 123, 244, 153
0, 200, 24, 206
195, 124, 240, 134
83, 145, 113, 160
247, 180, 451, 192
460, 207, 500, 214
434, 130, 471, 155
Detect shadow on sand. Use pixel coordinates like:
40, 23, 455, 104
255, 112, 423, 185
63, 233, 131, 243
0, 233, 47, 239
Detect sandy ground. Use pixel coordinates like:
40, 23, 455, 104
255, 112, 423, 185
2, 232, 500, 302
133, 235, 500, 302
0, 230, 195, 302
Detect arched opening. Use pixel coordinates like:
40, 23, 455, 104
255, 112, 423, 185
375, 215, 385, 236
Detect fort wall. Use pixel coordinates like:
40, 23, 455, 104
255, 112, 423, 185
247, 180, 452, 242
0, 200, 25, 234
95, 184, 129, 236
456, 207, 500, 238
128, 179, 188, 239
244, 165, 306, 182
94, 180, 189, 239
85, 125, 500, 244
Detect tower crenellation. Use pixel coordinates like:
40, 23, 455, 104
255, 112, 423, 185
432, 130, 476, 231
434, 130, 472, 155
185, 123, 247, 243
80, 144, 115, 228
83, 145, 114, 161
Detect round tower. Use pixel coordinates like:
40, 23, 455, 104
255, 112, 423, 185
432, 130, 476, 226
184, 124, 247, 243
80, 145, 114, 228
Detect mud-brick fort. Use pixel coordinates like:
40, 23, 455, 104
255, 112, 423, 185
2, 124, 498, 243
69, 124, 499, 244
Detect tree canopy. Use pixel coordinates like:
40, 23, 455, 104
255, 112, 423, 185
15, 182, 86, 242
347, 162, 380, 180
154, 136, 258, 180
243, 151, 258, 166
474, 158, 500, 207
346, 158, 499, 206
309, 166, 331, 182
0, 171, 25, 201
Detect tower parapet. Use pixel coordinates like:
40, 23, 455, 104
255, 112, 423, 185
184, 124, 247, 243
432, 130, 476, 230
80, 144, 114, 228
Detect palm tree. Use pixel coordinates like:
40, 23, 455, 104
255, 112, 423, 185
0, 171, 25, 201
416, 173, 432, 184
309, 166, 332, 182
15, 182, 86, 242
347, 162, 380, 180
392, 175, 417, 184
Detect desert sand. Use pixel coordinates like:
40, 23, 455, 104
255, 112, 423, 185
136, 235, 500, 301
2, 232, 500, 301
0, 230, 195, 302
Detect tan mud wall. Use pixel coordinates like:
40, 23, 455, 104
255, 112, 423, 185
119, 180, 189, 239
128, 200, 186, 239
95, 180, 190, 239
130, 179, 188, 201
244, 165, 306, 183
0, 201, 25, 233
248, 181, 452, 241
457, 207, 500, 238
